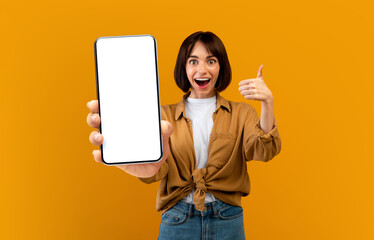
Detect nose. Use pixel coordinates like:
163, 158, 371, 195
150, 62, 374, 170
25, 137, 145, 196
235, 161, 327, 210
197, 62, 207, 74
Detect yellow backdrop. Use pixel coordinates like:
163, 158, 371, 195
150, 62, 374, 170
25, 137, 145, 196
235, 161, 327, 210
1, 0, 374, 239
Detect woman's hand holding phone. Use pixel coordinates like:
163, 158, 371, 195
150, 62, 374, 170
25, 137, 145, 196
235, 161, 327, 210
86, 100, 173, 178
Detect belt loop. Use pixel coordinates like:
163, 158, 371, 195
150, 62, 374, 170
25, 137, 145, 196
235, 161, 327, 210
189, 203, 193, 218
212, 200, 218, 216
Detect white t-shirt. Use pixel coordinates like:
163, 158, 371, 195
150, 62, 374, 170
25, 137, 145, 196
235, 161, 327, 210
181, 95, 217, 204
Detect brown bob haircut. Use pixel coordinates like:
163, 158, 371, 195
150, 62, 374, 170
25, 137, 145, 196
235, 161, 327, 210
174, 31, 232, 92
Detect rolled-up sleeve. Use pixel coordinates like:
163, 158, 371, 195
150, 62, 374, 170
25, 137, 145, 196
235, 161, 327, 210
243, 107, 281, 162
138, 161, 169, 184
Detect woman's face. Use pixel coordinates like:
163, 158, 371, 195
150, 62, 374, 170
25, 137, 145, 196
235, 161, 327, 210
185, 41, 220, 99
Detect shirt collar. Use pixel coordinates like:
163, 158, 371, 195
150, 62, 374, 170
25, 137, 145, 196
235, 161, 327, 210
174, 91, 231, 120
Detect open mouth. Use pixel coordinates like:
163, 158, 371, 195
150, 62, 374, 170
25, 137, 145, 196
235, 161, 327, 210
194, 78, 211, 88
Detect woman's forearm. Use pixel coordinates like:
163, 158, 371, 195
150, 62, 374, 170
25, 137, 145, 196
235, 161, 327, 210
260, 99, 275, 133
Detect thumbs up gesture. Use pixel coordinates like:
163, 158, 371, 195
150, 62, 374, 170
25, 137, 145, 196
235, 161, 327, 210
238, 65, 273, 104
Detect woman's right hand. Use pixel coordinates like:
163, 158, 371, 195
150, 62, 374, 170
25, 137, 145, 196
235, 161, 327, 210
86, 100, 173, 178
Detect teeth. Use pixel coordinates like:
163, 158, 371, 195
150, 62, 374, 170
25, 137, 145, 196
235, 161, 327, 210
195, 78, 210, 81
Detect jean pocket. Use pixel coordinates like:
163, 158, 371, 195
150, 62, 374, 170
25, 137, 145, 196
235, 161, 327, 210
161, 208, 188, 226
217, 204, 243, 220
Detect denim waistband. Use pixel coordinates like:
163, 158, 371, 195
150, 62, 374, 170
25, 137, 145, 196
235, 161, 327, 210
170, 199, 234, 217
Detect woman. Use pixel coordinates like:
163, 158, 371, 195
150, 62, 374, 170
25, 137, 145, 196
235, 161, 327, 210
87, 31, 281, 240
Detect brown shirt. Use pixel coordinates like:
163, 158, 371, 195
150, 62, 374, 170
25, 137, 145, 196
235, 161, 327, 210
138, 91, 281, 213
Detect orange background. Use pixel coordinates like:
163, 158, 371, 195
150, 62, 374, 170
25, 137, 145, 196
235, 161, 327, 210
1, 0, 374, 239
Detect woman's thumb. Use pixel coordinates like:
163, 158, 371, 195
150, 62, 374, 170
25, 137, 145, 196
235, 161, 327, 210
161, 120, 173, 139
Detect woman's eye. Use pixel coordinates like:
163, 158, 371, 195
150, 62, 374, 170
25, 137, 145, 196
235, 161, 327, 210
189, 60, 197, 65
208, 59, 216, 64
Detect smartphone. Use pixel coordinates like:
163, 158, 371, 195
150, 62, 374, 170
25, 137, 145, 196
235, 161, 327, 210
94, 35, 163, 165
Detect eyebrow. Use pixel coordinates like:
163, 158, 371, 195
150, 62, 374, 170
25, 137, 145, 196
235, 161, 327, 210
188, 55, 216, 59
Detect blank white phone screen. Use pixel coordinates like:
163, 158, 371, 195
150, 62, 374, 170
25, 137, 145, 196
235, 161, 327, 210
95, 35, 162, 164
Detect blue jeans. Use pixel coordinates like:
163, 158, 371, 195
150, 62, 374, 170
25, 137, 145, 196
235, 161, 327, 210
158, 199, 246, 240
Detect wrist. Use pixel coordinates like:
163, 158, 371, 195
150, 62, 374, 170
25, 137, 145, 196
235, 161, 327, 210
261, 98, 273, 106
